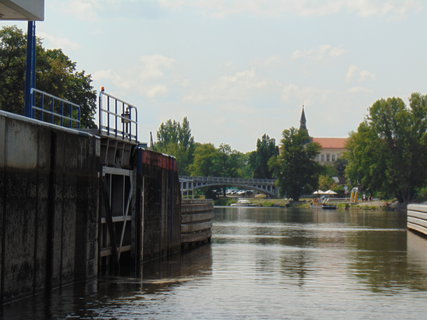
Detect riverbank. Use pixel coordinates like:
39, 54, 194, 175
213, 197, 399, 210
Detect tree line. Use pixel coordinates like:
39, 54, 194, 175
1, 26, 426, 203
153, 95, 427, 204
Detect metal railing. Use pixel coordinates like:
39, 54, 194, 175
30, 88, 81, 128
179, 176, 276, 185
99, 89, 138, 142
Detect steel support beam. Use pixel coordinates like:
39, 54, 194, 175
25, 21, 36, 118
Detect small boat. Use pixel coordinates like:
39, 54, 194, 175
322, 204, 337, 210
231, 199, 257, 207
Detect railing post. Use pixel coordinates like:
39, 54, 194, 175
25, 21, 36, 118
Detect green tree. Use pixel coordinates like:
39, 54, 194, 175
217, 144, 247, 178
318, 175, 337, 191
189, 143, 248, 177
249, 134, 278, 179
0, 25, 97, 128
334, 158, 348, 184
270, 127, 321, 201
345, 94, 427, 203
189, 143, 221, 176
154, 117, 195, 175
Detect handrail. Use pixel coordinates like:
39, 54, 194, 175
98, 89, 138, 142
179, 176, 276, 184
30, 88, 80, 128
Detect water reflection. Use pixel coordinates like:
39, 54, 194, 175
0, 245, 212, 320
3, 207, 427, 319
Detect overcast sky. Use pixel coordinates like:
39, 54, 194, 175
2, 0, 426, 152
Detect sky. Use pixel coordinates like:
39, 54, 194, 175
2, 0, 426, 152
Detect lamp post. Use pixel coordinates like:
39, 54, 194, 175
25, 21, 36, 118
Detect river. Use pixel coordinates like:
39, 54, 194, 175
2, 207, 427, 319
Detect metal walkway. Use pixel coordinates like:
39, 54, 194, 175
179, 176, 278, 197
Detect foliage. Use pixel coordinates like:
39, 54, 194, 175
189, 143, 220, 176
318, 175, 336, 191
334, 157, 348, 183
217, 144, 248, 178
345, 93, 427, 203
270, 127, 321, 201
248, 134, 278, 179
189, 143, 246, 178
0, 26, 97, 128
154, 117, 195, 175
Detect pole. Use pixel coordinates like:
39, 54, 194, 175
25, 21, 36, 118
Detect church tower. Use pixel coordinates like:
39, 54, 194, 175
299, 106, 308, 133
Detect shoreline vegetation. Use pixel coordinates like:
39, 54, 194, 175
211, 197, 406, 211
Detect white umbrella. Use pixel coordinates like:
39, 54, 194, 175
325, 190, 337, 195
313, 190, 325, 195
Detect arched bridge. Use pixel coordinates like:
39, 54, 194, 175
179, 176, 278, 198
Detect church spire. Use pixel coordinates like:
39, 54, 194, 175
299, 105, 307, 132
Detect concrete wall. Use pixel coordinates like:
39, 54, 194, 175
135, 149, 181, 262
0, 111, 99, 304
0, 0, 45, 20
407, 204, 427, 237
181, 199, 213, 246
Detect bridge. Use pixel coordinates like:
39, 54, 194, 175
179, 176, 278, 198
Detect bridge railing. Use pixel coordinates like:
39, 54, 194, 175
179, 176, 276, 184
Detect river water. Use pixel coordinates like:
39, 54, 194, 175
2, 207, 427, 319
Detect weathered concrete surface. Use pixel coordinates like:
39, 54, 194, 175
408, 204, 427, 237
181, 200, 213, 246
135, 149, 181, 263
0, 111, 99, 304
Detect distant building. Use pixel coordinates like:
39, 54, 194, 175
312, 137, 347, 164
298, 107, 348, 165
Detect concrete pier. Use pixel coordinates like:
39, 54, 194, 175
181, 199, 213, 247
0, 111, 99, 304
407, 204, 427, 237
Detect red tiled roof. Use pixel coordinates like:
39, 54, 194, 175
312, 137, 348, 149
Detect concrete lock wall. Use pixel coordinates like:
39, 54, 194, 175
0, 111, 99, 304
136, 149, 181, 262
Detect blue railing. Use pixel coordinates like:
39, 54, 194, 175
98, 89, 138, 142
30, 88, 81, 128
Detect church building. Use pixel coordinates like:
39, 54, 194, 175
299, 107, 348, 165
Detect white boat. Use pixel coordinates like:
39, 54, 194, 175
231, 199, 256, 207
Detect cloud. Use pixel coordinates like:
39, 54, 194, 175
38, 32, 81, 51
346, 65, 376, 82
158, 0, 422, 19
138, 55, 176, 81
347, 86, 372, 94
292, 44, 345, 60
281, 84, 333, 106
183, 68, 270, 103
63, 0, 131, 20
93, 54, 176, 98
64, 0, 102, 20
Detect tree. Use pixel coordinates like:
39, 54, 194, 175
154, 117, 195, 175
318, 175, 337, 191
189, 143, 221, 177
334, 158, 348, 184
270, 127, 321, 201
249, 134, 278, 179
0, 26, 97, 128
345, 94, 427, 202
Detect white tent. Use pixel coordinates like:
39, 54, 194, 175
325, 190, 337, 195
313, 190, 325, 195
